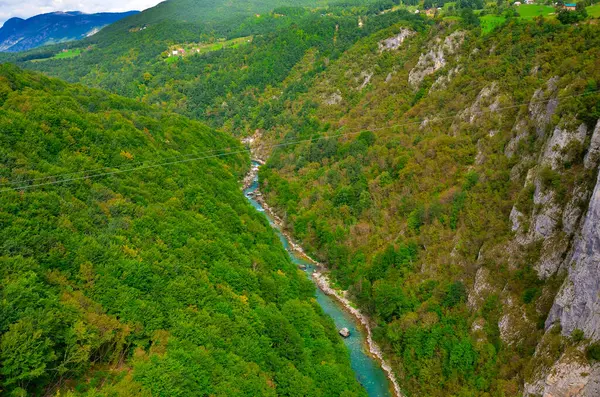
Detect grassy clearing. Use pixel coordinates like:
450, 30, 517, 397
166, 36, 252, 61
480, 14, 506, 34
197, 36, 252, 54
53, 49, 82, 59
517, 4, 555, 19
467, 4, 558, 32
443, 2, 457, 11
29, 48, 82, 62
587, 4, 600, 18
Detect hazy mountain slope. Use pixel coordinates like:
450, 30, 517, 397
19, 6, 426, 130
0, 11, 139, 52
8, 0, 336, 59
0, 64, 365, 397
253, 20, 600, 396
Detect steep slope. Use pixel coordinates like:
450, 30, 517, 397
99, 0, 329, 29
0, 11, 139, 52
8, 0, 336, 62
0, 65, 365, 397
19, 5, 426, 130
252, 19, 600, 396
5, 0, 600, 394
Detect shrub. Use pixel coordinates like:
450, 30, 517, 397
522, 287, 540, 304
516, 184, 535, 214
586, 342, 600, 362
571, 329, 585, 343
443, 281, 467, 308
539, 166, 562, 191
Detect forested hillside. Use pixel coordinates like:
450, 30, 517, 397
255, 18, 600, 397
14, 2, 427, 129
2, 0, 600, 395
0, 65, 365, 396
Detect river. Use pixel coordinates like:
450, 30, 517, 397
243, 161, 393, 397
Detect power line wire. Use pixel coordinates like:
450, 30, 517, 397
0, 144, 235, 187
1, 89, 597, 193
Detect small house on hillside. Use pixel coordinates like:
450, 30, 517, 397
524, 0, 534, 4
563, 3, 577, 10
514, 1, 522, 5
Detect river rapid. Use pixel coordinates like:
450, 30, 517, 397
243, 161, 398, 397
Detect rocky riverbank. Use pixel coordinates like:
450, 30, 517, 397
242, 159, 263, 190
312, 272, 403, 397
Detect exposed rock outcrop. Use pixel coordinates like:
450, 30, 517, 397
430, 65, 462, 91
525, 351, 600, 397
530, 77, 561, 137
508, 96, 595, 280
358, 71, 373, 91
241, 129, 269, 163
584, 120, 600, 169
324, 90, 343, 105
378, 28, 415, 52
506, 77, 560, 159
541, 123, 587, 170
452, 82, 501, 135
546, 168, 600, 340
468, 267, 492, 310
408, 31, 465, 88
498, 292, 536, 345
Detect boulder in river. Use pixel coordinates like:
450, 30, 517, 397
339, 327, 350, 338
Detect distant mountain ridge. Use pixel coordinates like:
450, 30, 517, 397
0, 10, 139, 52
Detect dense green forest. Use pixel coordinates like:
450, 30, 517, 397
255, 18, 600, 395
0, 65, 365, 396
2, 0, 600, 395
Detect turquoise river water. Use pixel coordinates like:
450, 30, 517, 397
244, 163, 392, 397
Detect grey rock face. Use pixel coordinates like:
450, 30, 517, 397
431, 65, 462, 91
562, 186, 589, 236
498, 292, 535, 345
531, 184, 559, 240
537, 236, 569, 279
510, 206, 524, 232
505, 119, 529, 159
509, 117, 591, 280
530, 76, 560, 138
468, 267, 492, 310
454, 82, 499, 127
506, 77, 560, 159
524, 352, 600, 397
584, 120, 600, 169
408, 31, 465, 88
358, 71, 373, 90
378, 28, 415, 52
324, 90, 343, 105
546, 168, 600, 340
541, 123, 587, 170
